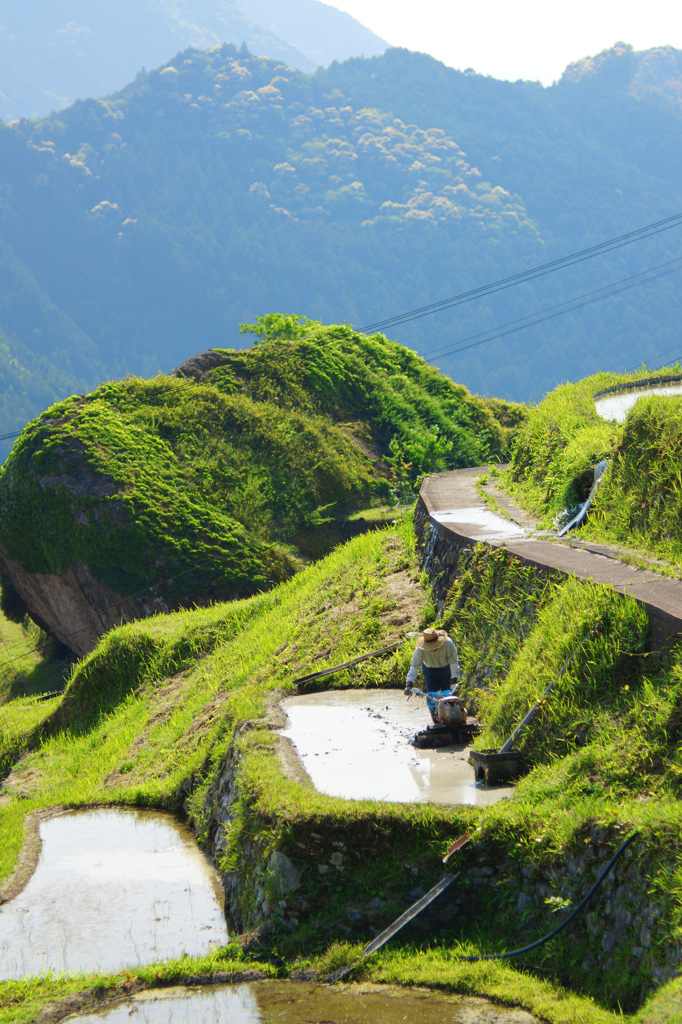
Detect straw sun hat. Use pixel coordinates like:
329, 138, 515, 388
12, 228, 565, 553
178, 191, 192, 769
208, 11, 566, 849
417, 627, 449, 650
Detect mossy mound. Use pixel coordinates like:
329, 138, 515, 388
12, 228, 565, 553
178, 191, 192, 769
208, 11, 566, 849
0, 321, 525, 647
185, 317, 526, 486
0, 377, 300, 606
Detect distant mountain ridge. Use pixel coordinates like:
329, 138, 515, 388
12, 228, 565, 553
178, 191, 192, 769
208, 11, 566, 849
560, 41, 682, 104
238, 0, 388, 69
0, 0, 387, 122
0, 40, 681, 451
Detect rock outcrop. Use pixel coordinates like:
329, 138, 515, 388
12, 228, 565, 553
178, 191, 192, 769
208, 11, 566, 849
0, 381, 297, 656
0, 554, 178, 657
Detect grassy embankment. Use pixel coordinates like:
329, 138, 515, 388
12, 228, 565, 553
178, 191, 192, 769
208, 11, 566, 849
0, 611, 67, 704
6, 359, 682, 1021
0, 321, 525, 614
0, 519, 635, 1024
0, 524, 417, 879
412, 545, 682, 1016
1, 525, 680, 1023
462, 364, 682, 1021
502, 364, 682, 569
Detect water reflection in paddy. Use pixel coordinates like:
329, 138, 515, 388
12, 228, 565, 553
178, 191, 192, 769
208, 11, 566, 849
595, 383, 682, 422
69, 981, 539, 1023
282, 689, 512, 807
0, 808, 228, 980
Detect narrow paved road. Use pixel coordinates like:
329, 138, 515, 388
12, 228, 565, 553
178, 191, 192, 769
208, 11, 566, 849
420, 467, 682, 650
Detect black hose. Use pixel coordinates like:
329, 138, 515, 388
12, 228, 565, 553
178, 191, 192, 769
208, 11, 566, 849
453, 831, 639, 962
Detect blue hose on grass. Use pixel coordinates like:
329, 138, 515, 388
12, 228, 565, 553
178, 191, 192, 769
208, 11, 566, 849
452, 830, 639, 962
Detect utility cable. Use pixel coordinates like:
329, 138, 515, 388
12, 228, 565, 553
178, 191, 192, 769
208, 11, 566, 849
648, 350, 682, 373
452, 831, 639, 962
2, 212, 682, 445
420, 254, 682, 360
358, 211, 682, 334
627, 342, 682, 374
422, 256, 682, 364
631, 347, 682, 374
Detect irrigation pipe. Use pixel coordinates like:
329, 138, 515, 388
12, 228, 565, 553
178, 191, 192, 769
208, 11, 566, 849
324, 872, 461, 984
452, 831, 640, 962
291, 642, 403, 686
556, 459, 609, 539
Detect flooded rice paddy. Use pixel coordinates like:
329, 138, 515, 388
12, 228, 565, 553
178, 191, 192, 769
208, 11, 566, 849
594, 382, 682, 422
282, 689, 512, 806
0, 808, 228, 979
68, 981, 539, 1023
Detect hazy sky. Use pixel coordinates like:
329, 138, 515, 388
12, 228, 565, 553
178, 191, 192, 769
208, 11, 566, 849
330, 0, 682, 84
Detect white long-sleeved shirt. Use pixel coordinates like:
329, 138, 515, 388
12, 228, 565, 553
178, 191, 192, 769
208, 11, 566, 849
406, 639, 459, 684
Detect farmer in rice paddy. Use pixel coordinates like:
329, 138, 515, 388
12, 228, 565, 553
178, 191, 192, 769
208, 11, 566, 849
404, 627, 460, 695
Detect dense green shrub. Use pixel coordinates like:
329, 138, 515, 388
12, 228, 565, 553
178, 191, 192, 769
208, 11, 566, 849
216, 317, 526, 481
0, 323, 524, 604
505, 366, 682, 560
590, 395, 682, 561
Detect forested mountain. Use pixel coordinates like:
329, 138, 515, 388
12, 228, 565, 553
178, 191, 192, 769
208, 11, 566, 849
0, 40, 681, 455
0, 0, 387, 122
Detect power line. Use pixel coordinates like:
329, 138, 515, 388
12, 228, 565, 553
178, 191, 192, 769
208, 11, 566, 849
357, 210, 682, 335
1, 211, 681, 446
420, 255, 682, 364
648, 351, 682, 373
2, 216, 681, 664
628, 343, 682, 374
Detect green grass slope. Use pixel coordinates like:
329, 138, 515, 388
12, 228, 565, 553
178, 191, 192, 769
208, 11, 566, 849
0, 520, 636, 1024
503, 364, 682, 564
0, 524, 418, 883
0, 321, 524, 620
2, 518, 682, 1021
438, 544, 682, 1013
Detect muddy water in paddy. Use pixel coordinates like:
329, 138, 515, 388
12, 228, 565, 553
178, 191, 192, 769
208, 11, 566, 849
282, 689, 512, 806
0, 808, 228, 980
69, 981, 539, 1023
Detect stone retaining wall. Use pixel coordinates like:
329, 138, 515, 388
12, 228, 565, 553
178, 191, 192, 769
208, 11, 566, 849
413, 497, 528, 607
462, 826, 677, 996
412, 496, 679, 997
182, 509, 679, 1000
414, 497, 451, 605
193, 736, 677, 1001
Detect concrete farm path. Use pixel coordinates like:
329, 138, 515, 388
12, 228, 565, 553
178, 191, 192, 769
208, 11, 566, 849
420, 467, 682, 650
